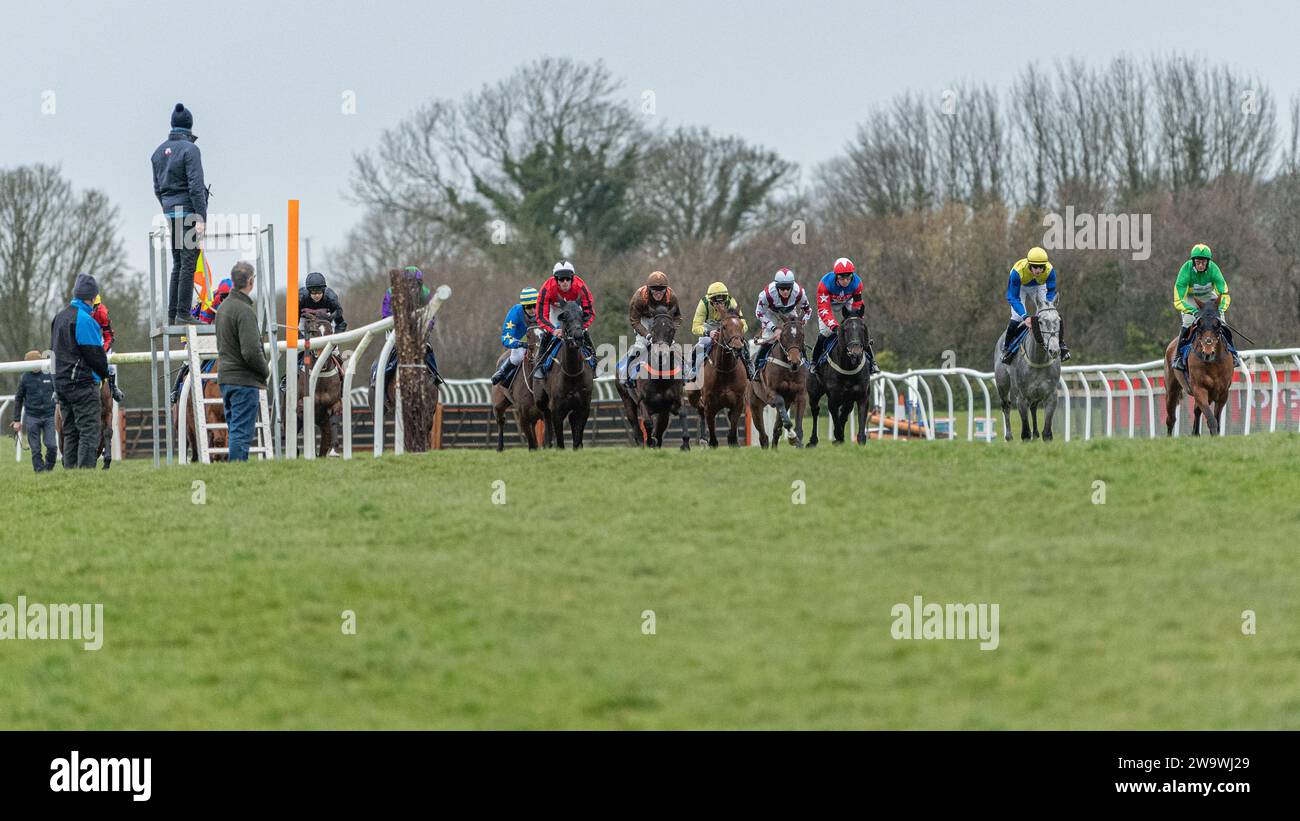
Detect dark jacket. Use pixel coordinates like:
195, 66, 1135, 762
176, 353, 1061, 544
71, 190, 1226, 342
151, 129, 208, 218
15, 370, 57, 417
215, 290, 270, 388
50, 299, 110, 393
298, 286, 347, 332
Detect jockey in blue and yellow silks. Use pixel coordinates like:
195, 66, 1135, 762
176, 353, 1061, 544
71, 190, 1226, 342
489, 287, 539, 386
1001, 246, 1070, 363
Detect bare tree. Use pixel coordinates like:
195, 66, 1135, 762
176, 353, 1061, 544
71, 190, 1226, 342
636, 125, 795, 252
0, 164, 131, 362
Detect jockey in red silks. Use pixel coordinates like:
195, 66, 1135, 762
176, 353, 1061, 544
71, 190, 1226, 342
814, 257, 878, 373
91, 295, 126, 403
531, 260, 596, 379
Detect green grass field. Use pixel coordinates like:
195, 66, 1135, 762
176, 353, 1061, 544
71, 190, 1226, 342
2, 435, 1299, 729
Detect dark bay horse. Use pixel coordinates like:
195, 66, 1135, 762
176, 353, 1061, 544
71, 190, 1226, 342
1165, 297, 1235, 436
492, 326, 545, 451
807, 305, 872, 446
746, 313, 807, 448
684, 309, 748, 447
533, 300, 593, 449
289, 310, 347, 457
616, 305, 691, 449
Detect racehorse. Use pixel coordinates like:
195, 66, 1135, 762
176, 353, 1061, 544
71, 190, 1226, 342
492, 326, 545, 451
746, 312, 807, 448
615, 305, 691, 449
807, 305, 872, 446
684, 309, 748, 447
994, 294, 1063, 441
287, 309, 348, 457
55, 379, 115, 469
1164, 296, 1235, 436
533, 300, 593, 449
170, 358, 228, 462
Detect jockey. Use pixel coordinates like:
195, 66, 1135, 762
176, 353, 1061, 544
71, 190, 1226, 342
374, 265, 442, 385
90, 295, 126, 403
192, 275, 233, 323
299, 271, 348, 333
619, 270, 681, 384
1001, 246, 1070, 364
754, 267, 811, 371
531, 260, 596, 380
489, 286, 539, 386
813, 257, 877, 373
690, 281, 754, 380
1172, 243, 1237, 369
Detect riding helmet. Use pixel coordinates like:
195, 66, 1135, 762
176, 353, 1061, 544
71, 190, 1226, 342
305, 271, 327, 290
832, 257, 855, 275
1190, 243, 1213, 261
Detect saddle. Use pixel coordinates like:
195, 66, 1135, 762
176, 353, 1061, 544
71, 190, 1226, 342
1004, 325, 1031, 358
539, 336, 596, 376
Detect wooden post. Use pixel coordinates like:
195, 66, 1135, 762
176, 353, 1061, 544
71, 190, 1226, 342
432, 402, 444, 450
389, 268, 436, 453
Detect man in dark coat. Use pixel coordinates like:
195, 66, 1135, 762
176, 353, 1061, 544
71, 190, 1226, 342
151, 102, 208, 325
11, 350, 58, 472
50, 273, 111, 468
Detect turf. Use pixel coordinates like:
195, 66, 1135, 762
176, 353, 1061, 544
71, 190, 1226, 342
2, 434, 1298, 729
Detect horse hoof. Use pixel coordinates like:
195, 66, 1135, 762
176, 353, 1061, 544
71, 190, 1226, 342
807, 439, 818, 448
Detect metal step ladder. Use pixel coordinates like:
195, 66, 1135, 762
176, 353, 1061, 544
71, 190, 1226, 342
186, 326, 275, 463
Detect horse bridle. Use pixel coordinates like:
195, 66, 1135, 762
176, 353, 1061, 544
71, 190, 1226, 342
1194, 316, 1224, 362
765, 318, 803, 370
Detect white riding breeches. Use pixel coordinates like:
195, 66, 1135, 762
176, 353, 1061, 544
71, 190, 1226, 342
508, 347, 526, 365
1011, 284, 1048, 322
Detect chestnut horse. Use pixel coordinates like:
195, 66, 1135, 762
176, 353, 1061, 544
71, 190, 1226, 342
174, 358, 227, 462
615, 305, 691, 449
684, 309, 748, 447
492, 326, 545, 450
1165, 297, 1235, 436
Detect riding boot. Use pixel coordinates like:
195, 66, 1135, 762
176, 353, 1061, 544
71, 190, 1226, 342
1058, 316, 1071, 361
739, 342, 757, 381
755, 342, 771, 374
532, 331, 554, 380
170, 364, 189, 406
1001, 320, 1022, 364
1222, 324, 1241, 366
811, 335, 827, 366
490, 358, 514, 385
867, 341, 882, 375
108, 373, 125, 404
1172, 324, 1193, 371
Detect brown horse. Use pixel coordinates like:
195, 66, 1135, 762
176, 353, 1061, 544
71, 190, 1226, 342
55, 379, 115, 469
1165, 297, 1235, 436
288, 310, 347, 457
746, 313, 807, 448
174, 358, 227, 462
533, 300, 593, 449
615, 306, 691, 449
492, 327, 545, 451
684, 309, 748, 447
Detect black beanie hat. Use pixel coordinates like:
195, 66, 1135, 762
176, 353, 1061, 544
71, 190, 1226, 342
170, 102, 193, 130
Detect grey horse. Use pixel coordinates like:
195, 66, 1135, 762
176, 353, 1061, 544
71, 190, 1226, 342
994, 296, 1063, 441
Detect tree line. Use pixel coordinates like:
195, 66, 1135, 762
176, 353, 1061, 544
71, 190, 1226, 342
3, 54, 1298, 402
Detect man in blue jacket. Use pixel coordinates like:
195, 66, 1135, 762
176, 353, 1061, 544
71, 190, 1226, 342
152, 102, 208, 326
11, 350, 58, 472
50, 273, 111, 468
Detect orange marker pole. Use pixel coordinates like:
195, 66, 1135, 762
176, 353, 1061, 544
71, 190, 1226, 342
287, 199, 300, 348
285, 200, 300, 458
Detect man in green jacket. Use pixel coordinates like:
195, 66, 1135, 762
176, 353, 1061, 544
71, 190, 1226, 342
215, 261, 269, 461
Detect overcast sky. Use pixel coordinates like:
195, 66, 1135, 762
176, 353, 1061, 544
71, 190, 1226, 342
2, 0, 1298, 303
